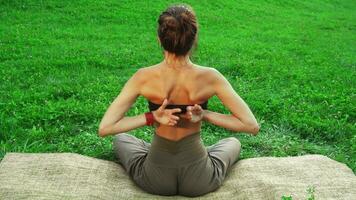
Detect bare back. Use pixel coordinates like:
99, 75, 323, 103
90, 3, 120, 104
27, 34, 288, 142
139, 63, 216, 141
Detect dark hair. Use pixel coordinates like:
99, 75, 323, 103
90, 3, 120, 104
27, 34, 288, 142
157, 4, 198, 56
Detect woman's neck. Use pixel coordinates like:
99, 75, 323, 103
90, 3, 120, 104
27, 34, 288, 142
162, 51, 193, 69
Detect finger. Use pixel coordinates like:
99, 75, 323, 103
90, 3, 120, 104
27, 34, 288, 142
194, 105, 203, 113
170, 108, 182, 114
194, 104, 202, 110
171, 115, 179, 120
168, 120, 177, 126
184, 108, 192, 114
193, 104, 202, 113
187, 106, 193, 111
159, 99, 169, 111
180, 113, 191, 119
168, 117, 178, 123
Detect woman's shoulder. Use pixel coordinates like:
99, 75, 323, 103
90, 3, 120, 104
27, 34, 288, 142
193, 64, 223, 82
135, 63, 163, 75
133, 63, 222, 83
194, 64, 219, 74
135, 64, 159, 72
131, 64, 160, 81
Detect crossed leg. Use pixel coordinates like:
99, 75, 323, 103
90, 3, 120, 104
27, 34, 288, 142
207, 137, 241, 185
113, 133, 177, 195
113, 133, 150, 176
178, 137, 241, 197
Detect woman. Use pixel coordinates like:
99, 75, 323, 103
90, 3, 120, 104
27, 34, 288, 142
98, 4, 259, 197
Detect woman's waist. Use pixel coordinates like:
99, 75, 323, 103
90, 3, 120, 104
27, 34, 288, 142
154, 124, 201, 139
146, 131, 208, 166
151, 131, 204, 151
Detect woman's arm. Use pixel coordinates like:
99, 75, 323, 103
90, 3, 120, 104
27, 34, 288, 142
204, 68, 260, 135
99, 114, 148, 137
98, 70, 144, 137
203, 110, 259, 135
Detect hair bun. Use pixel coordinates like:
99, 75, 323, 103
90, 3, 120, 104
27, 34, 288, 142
157, 4, 198, 56
162, 16, 178, 31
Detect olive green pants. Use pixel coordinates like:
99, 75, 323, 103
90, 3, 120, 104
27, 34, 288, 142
113, 131, 241, 197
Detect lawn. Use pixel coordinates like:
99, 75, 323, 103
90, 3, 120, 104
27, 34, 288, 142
0, 0, 355, 172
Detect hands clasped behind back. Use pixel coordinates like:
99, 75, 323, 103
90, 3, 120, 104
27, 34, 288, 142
152, 99, 204, 126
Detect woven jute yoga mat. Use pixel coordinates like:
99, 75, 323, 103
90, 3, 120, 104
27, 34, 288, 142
0, 153, 355, 200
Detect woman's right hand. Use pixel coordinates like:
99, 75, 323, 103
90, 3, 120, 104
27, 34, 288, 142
180, 104, 204, 123
152, 99, 181, 126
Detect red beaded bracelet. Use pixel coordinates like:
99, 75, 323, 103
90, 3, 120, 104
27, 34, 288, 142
144, 112, 155, 126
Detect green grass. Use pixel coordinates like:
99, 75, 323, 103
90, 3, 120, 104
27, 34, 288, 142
0, 0, 355, 172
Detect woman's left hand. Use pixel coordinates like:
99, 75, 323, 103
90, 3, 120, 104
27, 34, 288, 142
152, 99, 181, 126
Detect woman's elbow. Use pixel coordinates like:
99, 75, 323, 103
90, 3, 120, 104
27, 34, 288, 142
98, 126, 110, 138
250, 123, 260, 136
243, 121, 260, 136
